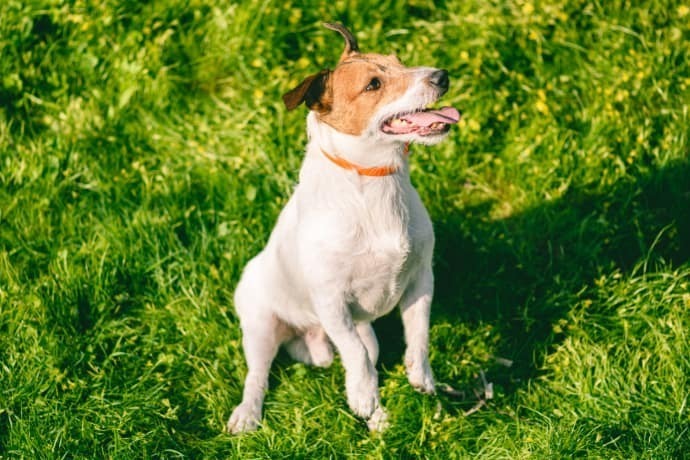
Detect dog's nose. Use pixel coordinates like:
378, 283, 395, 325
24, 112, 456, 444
429, 69, 449, 95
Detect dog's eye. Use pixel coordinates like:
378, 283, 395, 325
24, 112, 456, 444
365, 78, 381, 91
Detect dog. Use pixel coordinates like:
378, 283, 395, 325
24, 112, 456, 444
227, 23, 460, 434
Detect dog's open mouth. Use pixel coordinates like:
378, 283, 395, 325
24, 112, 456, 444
381, 106, 461, 136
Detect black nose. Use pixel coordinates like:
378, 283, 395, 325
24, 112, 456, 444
429, 69, 449, 94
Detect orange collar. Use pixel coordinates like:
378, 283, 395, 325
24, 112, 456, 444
320, 143, 409, 177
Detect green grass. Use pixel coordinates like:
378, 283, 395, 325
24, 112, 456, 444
1, 0, 689, 457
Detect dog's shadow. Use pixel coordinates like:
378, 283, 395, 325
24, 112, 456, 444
375, 158, 690, 396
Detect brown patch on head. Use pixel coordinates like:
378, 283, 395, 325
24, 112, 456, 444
316, 53, 415, 135
283, 23, 420, 135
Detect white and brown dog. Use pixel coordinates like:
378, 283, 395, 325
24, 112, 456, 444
227, 23, 459, 433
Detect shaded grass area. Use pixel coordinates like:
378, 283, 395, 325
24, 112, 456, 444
1, 0, 689, 457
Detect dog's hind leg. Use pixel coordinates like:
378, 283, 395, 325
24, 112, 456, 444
227, 310, 287, 434
227, 310, 290, 434
227, 262, 290, 434
285, 326, 334, 367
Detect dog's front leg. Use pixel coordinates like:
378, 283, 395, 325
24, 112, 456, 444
313, 295, 388, 431
400, 267, 436, 394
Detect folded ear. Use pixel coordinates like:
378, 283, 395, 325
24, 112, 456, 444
282, 69, 331, 112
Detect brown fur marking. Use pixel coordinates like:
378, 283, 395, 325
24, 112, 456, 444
317, 53, 413, 135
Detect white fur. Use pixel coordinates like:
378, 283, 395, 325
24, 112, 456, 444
227, 69, 447, 434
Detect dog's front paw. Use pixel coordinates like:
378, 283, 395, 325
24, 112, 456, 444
346, 370, 379, 418
406, 358, 436, 394
226, 402, 261, 434
347, 388, 379, 419
366, 405, 389, 432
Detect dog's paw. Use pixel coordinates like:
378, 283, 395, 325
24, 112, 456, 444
406, 359, 436, 394
312, 352, 334, 368
226, 403, 261, 434
346, 370, 379, 418
366, 405, 389, 432
286, 329, 334, 368
347, 389, 378, 419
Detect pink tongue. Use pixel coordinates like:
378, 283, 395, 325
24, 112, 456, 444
401, 106, 461, 127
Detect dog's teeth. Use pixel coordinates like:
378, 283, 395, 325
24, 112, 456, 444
388, 118, 417, 128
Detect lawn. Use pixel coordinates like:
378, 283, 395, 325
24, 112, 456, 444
1, 0, 689, 458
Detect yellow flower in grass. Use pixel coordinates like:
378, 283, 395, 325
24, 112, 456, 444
296, 57, 310, 69
535, 99, 549, 114
289, 8, 302, 25
535, 89, 549, 114
468, 119, 481, 131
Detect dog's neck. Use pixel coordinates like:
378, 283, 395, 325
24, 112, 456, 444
302, 112, 411, 229
306, 112, 407, 175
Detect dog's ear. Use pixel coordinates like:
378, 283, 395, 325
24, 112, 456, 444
282, 69, 331, 112
323, 22, 359, 62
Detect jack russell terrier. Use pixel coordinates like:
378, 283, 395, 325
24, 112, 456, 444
227, 23, 460, 433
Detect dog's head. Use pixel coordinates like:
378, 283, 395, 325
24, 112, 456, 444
283, 23, 460, 146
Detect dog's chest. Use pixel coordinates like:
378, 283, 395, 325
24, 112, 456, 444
296, 162, 433, 321
349, 234, 411, 316
346, 200, 423, 320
